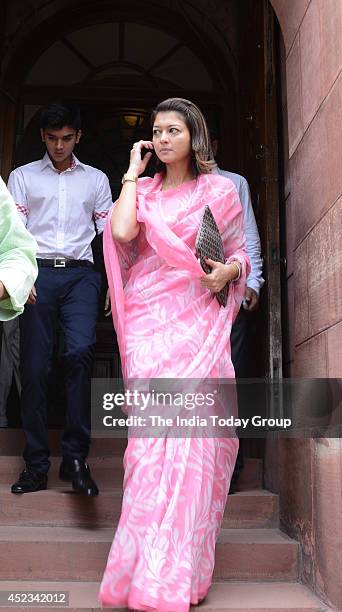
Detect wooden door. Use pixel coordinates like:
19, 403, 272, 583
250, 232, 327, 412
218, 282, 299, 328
238, 0, 282, 382
236, 0, 283, 459
0, 92, 17, 180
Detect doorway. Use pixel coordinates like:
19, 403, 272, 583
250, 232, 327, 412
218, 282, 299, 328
1, 0, 283, 450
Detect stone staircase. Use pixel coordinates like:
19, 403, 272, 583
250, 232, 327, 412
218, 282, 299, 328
0, 430, 328, 611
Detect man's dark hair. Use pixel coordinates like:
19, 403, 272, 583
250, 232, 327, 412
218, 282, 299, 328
207, 122, 219, 142
40, 103, 81, 131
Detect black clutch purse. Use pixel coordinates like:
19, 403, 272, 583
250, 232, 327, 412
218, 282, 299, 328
195, 205, 228, 307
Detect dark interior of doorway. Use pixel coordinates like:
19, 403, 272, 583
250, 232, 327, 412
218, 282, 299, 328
4, 1, 283, 466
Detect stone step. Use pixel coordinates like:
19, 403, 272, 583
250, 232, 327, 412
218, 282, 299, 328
0, 429, 127, 457
0, 455, 263, 490
0, 580, 326, 610
0, 527, 298, 582
0, 485, 278, 529
0, 456, 125, 488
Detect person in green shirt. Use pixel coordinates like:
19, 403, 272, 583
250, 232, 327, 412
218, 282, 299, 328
0, 176, 38, 321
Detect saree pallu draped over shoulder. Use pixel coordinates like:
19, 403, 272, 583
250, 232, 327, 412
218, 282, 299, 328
99, 173, 250, 611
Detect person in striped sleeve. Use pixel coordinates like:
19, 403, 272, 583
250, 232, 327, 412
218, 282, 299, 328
8, 103, 112, 496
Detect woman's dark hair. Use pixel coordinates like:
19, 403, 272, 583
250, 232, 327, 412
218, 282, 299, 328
151, 98, 215, 175
40, 103, 81, 131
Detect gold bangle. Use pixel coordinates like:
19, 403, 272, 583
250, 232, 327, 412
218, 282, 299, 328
122, 172, 137, 185
229, 261, 241, 282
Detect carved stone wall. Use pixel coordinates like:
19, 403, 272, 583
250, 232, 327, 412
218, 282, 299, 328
267, 1, 342, 608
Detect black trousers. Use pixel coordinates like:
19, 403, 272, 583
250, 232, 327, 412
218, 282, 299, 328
230, 307, 250, 478
19, 267, 101, 474
231, 307, 250, 379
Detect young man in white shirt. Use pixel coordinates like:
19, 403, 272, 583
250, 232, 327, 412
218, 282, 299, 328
8, 103, 112, 496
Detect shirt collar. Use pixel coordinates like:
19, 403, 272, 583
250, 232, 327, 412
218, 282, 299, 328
40, 152, 85, 173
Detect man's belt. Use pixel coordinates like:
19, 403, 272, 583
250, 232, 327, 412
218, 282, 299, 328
37, 258, 93, 268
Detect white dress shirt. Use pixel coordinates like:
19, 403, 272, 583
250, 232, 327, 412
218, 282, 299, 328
7, 153, 112, 263
213, 166, 264, 295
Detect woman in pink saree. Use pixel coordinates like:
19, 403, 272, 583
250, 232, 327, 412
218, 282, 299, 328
99, 98, 249, 611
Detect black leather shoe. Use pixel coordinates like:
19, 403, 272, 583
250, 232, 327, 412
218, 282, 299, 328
59, 457, 99, 497
11, 469, 48, 494
229, 479, 238, 495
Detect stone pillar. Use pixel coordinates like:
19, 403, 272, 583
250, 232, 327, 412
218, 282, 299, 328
268, 0, 342, 607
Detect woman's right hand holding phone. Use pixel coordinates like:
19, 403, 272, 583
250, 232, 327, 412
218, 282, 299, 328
112, 141, 154, 242
129, 140, 154, 176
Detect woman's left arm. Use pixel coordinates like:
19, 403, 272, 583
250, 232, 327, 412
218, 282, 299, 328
200, 182, 250, 295
200, 258, 242, 293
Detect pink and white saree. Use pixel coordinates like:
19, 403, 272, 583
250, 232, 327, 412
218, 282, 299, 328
99, 173, 249, 611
